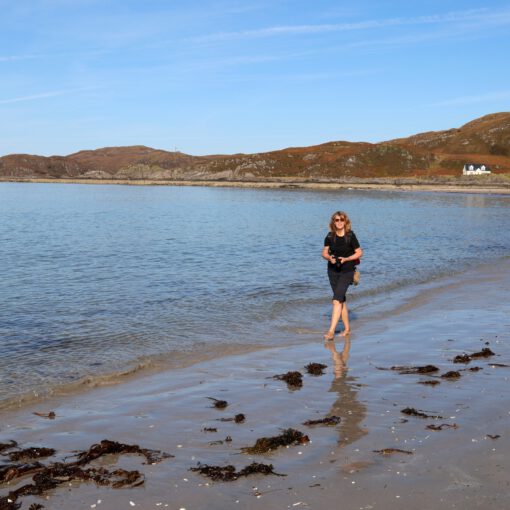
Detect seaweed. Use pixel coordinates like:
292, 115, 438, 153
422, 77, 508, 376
453, 348, 495, 363
7, 448, 56, 462
305, 363, 327, 376
0, 498, 21, 510
426, 423, 458, 431
0, 441, 17, 454
0, 462, 45, 483
441, 371, 461, 379
487, 434, 500, 440
241, 428, 309, 454
303, 416, 341, 426
468, 367, 483, 371
0, 439, 171, 509
29, 505, 45, 510
401, 407, 443, 419
390, 365, 439, 375
453, 354, 471, 364
273, 371, 303, 388
75, 439, 173, 465
190, 462, 285, 482
417, 380, 440, 386
207, 397, 228, 409
488, 363, 510, 368
470, 348, 495, 358
373, 448, 412, 455
33, 412, 55, 420
218, 413, 245, 423
202, 428, 218, 433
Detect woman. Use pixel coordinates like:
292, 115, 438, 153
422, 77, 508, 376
322, 211, 363, 339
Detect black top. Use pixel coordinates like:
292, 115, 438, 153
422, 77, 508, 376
324, 231, 360, 272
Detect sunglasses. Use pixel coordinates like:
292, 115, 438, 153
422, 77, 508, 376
334, 218, 345, 223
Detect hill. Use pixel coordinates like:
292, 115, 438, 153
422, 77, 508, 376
1, 113, 509, 181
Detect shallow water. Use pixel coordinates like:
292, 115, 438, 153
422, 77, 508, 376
1, 183, 509, 406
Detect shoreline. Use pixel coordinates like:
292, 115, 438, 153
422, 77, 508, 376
2, 257, 505, 414
1, 177, 510, 194
2, 259, 509, 509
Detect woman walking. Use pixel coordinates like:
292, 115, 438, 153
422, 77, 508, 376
322, 211, 363, 339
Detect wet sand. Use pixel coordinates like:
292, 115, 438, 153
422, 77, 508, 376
1, 259, 510, 509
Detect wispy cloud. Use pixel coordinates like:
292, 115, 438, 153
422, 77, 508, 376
429, 90, 510, 107
187, 7, 506, 43
0, 87, 98, 105
0, 54, 38, 62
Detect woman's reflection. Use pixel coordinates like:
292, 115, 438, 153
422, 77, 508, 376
325, 337, 367, 446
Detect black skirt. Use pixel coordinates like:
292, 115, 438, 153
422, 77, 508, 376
327, 269, 354, 303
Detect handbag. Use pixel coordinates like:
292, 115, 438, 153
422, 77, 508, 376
351, 234, 360, 285
353, 269, 360, 286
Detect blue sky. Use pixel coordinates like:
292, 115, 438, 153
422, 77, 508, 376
1, 0, 509, 156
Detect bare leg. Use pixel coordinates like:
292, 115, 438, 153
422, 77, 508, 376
324, 300, 342, 340
340, 302, 350, 336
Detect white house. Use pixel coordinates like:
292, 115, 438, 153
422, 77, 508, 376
463, 163, 491, 175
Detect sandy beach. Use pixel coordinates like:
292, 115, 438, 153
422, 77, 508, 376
1, 259, 510, 509
1, 177, 510, 195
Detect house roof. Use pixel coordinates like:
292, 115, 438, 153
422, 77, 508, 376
464, 163, 490, 169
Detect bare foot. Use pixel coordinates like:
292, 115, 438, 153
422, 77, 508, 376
339, 330, 351, 337
323, 331, 335, 341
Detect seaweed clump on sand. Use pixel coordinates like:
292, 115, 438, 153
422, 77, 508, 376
0, 441, 17, 454
7, 448, 56, 462
453, 354, 471, 364
470, 348, 495, 358
305, 363, 327, 376
390, 365, 439, 375
417, 380, 440, 386
241, 429, 309, 455
303, 416, 341, 426
273, 371, 303, 388
207, 397, 228, 409
373, 448, 413, 455
426, 423, 458, 431
189, 462, 285, 482
0, 439, 173, 510
440, 371, 461, 380
33, 411, 55, 419
218, 413, 246, 423
454, 348, 495, 363
401, 407, 443, 419
75, 439, 173, 465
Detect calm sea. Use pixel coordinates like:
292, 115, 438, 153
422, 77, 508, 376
1, 183, 509, 408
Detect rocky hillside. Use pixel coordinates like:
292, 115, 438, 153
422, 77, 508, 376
1, 113, 509, 180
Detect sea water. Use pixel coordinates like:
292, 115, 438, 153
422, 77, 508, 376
1, 183, 509, 407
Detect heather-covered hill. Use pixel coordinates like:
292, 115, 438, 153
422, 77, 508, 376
1, 113, 509, 180
387, 112, 510, 156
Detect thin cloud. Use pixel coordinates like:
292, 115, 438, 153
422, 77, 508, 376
430, 90, 510, 107
0, 87, 98, 105
0, 54, 38, 62
187, 8, 499, 43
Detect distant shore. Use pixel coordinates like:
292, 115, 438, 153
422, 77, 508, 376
2, 176, 510, 194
